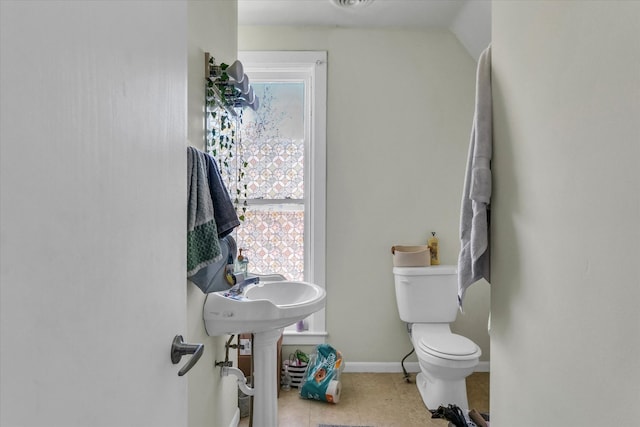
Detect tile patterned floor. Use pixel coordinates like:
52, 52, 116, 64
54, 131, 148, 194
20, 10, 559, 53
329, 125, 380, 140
238, 372, 489, 427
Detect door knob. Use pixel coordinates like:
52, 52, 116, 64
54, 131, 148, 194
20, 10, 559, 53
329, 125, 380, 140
171, 335, 204, 376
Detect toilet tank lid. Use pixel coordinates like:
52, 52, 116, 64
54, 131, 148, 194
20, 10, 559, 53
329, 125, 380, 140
393, 265, 457, 276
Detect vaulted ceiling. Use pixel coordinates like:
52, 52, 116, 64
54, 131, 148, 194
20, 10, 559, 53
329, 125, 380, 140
238, 0, 491, 60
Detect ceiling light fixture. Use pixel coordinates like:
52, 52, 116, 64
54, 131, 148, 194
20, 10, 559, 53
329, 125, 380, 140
330, 0, 375, 8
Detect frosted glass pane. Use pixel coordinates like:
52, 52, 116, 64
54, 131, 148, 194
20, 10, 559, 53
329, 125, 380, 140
236, 206, 304, 282
241, 83, 305, 200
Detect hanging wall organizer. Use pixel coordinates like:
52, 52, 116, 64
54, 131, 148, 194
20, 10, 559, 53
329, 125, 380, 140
204, 52, 259, 221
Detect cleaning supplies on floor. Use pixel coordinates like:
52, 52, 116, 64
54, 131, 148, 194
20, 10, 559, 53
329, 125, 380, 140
299, 344, 343, 404
282, 350, 309, 389
280, 365, 292, 391
428, 232, 440, 265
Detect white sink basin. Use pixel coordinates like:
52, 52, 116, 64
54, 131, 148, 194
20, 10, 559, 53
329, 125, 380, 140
203, 280, 326, 335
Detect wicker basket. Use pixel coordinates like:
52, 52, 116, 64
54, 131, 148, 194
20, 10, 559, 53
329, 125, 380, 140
391, 245, 431, 267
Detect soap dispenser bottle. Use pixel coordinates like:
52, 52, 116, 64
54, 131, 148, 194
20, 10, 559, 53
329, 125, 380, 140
428, 232, 440, 265
235, 249, 249, 274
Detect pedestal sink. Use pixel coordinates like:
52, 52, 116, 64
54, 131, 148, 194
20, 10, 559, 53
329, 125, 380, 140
203, 279, 326, 427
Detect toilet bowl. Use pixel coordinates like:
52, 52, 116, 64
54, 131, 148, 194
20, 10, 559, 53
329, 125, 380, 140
411, 323, 480, 409
393, 265, 481, 410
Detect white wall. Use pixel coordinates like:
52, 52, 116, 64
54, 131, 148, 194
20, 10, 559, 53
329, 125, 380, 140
187, 1, 240, 427
491, 1, 640, 425
239, 26, 490, 366
450, 0, 492, 62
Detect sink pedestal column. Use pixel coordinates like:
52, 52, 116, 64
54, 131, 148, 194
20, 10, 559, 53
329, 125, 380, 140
252, 328, 283, 427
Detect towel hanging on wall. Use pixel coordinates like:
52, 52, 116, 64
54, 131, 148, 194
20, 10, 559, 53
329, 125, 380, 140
205, 153, 240, 238
458, 45, 492, 308
187, 146, 222, 278
187, 146, 241, 292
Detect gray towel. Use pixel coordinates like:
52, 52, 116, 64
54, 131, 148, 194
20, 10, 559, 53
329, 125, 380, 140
458, 45, 492, 308
187, 146, 222, 277
205, 153, 240, 238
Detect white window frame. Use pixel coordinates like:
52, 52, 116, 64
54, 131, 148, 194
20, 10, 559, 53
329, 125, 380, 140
238, 51, 327, 345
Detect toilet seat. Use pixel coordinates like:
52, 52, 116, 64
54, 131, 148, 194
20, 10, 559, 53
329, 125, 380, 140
412, 326, 480, 361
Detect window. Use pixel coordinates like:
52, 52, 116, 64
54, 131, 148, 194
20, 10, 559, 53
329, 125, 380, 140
237, 51, 327, 344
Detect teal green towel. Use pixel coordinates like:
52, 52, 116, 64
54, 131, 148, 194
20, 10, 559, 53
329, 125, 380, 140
187, 147, 222, 277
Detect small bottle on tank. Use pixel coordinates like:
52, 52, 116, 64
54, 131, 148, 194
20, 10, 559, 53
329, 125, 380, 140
427, 232, 440, 265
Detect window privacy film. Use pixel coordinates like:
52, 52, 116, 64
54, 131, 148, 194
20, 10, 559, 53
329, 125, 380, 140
242, 83, 304, 200
236, 207, 304, 281
237, 82, 306, 280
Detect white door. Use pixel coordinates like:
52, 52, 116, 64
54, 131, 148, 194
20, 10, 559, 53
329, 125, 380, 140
0, 2, 190, 426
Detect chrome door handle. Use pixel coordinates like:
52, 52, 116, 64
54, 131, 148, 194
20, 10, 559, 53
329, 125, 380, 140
171, 335, 204, 376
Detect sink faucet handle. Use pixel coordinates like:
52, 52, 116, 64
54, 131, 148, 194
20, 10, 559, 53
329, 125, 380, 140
229, 275, 260, 295
230, 272, 245, 285
244, 276, 260, 286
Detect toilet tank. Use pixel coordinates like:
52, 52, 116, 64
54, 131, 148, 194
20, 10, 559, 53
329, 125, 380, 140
393, 265, 458, 323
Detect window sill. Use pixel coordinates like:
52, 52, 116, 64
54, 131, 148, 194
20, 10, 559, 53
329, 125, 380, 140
282, 330, 328, 346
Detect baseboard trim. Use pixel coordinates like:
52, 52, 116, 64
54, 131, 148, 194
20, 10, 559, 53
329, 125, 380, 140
229, 408, 240, 427
474, 361, 490, 372
343, 361, 490, 373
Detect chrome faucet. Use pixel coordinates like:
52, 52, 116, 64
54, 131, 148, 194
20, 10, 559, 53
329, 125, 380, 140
229, 275, 260, 295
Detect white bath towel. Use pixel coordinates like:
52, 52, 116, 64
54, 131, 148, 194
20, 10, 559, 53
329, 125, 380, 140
458, 45, 492, 308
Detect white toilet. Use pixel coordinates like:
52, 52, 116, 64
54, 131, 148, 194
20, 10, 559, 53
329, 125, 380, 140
393, 265, 481, 410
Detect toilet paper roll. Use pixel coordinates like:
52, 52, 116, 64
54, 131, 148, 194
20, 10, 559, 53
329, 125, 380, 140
324, 380, 341, 404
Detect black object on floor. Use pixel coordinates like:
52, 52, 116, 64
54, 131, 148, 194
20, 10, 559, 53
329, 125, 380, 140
430, 404, 469, 426
318, 425, 374, 427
